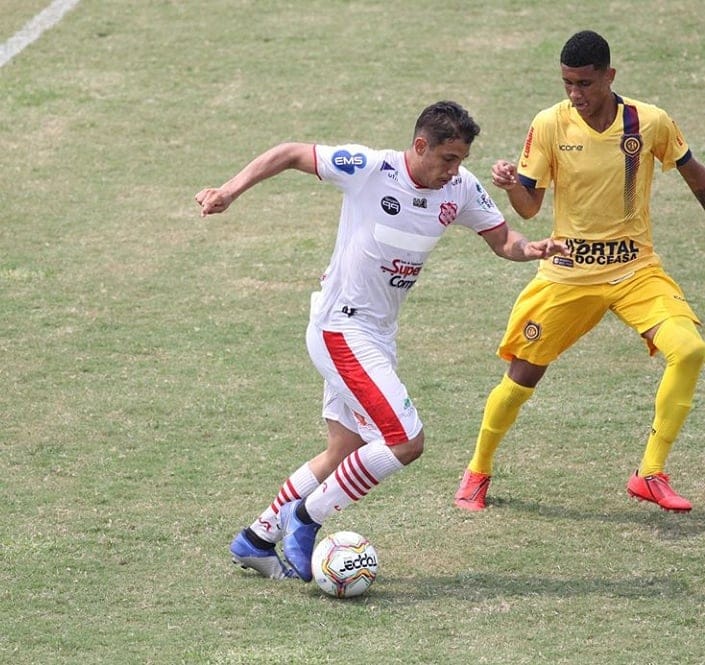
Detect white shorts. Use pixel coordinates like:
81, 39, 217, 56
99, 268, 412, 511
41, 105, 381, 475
305, 321, 422, 446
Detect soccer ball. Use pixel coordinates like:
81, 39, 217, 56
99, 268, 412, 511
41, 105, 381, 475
311, 531, 378, 598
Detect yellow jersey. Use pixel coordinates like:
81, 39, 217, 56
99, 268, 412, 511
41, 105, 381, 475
518, 94, 691, 284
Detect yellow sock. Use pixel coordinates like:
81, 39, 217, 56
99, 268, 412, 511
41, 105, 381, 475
639, 317, 705, 476
468, 373, 534, 475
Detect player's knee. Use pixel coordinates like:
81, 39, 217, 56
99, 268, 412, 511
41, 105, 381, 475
656, 317, 705, 368
391, 430, 425, 465
684, 335, 705, 369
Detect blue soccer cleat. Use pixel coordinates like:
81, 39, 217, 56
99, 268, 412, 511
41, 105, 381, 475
279, 500, 321, 582
230, 529, 297, 580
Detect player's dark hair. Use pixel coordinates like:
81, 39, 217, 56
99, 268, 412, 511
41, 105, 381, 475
560, 30, 611, 69
413, 101, 480, 148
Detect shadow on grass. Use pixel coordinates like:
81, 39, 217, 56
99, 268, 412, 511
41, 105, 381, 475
483, 495, 705, 541
374, 570, 703, 603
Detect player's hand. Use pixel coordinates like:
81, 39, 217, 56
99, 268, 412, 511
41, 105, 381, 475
491, 160, 518, 190
524, 238, 570, 260
195, 187, 234, 217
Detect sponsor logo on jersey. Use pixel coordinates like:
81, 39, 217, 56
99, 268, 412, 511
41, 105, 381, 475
413, 197, 427, 208
381, 196, 401, 215
565, 238, 639, 266
559, 144, 584, 151
332, 150, 367, 174
475, 183, 497, 212
523, 320, 542, 341
552, 256, 574, 268
523, 126, 535, 159
380, 258, 423, 289
620, 133, 643, 157
438, 201, 458, 226
380, 161, 399, 181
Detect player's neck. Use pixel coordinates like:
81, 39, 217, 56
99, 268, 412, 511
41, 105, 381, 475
584, 94, 618, 133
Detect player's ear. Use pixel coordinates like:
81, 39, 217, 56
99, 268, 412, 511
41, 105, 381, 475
413, 135, 428, 156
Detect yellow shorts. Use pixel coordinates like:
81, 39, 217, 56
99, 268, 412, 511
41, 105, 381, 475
498, 266, 701, 365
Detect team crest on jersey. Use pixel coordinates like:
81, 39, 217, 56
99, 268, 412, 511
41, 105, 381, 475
438, 202, 458, 226
332, 150, 367, 174
523, 320, 542, 342
620, 134, 643, 157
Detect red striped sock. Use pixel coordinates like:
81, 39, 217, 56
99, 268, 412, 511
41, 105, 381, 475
305, 441, 403, 525
250, 462, 319, 542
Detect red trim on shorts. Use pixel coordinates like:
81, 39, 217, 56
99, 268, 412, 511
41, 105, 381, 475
322, 330, 408, 445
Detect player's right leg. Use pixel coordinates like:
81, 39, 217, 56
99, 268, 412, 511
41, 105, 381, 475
455, 369, 537, 511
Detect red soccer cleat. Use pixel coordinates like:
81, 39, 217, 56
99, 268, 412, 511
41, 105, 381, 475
454, 470, 491, 512
627, 470, 692, 512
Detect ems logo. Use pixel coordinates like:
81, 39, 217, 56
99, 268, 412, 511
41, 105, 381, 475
621, 134, 643, 157
523, 320, 542, 342
332, 150, 367, 174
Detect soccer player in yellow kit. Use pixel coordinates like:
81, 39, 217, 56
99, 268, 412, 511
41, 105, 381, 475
455, 30, 705, 513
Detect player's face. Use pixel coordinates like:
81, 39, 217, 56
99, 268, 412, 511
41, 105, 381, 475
414, 137, 470, 189
561, 64, 616, 123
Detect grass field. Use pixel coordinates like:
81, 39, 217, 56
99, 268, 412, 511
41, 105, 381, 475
2, 1, 705, 663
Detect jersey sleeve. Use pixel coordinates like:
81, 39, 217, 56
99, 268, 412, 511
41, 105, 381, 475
516, 107, 554, 189
454, 170, 506, 233
314, 144, 379, 193
652, 110, 691, 172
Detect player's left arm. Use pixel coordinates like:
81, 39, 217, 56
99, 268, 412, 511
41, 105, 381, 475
480, 223, 569, 262
677, 154, 705, 210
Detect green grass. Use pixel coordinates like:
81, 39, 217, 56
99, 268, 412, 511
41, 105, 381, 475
2, 1, 705, 663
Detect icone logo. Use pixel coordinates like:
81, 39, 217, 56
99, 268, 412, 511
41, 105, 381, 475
332, 150, 367, 174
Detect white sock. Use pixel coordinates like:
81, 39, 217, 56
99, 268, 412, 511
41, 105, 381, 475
250, 462, 319, 542
305, 441, 404, 525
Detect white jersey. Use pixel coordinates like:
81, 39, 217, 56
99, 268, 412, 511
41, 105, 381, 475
311, 143, 505, 338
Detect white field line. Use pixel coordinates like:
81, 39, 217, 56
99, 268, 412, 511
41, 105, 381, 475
0, 0, 82, 68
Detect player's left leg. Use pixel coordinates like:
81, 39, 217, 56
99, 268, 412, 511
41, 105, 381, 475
627, 316, 705, 511
612, 268, 704, 510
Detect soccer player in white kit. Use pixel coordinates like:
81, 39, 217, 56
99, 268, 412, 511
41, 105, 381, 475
195, 101, 567, 581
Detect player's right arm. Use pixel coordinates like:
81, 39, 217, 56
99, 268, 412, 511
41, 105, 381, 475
195, 142, 317, 217
491, 159, 545, 219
